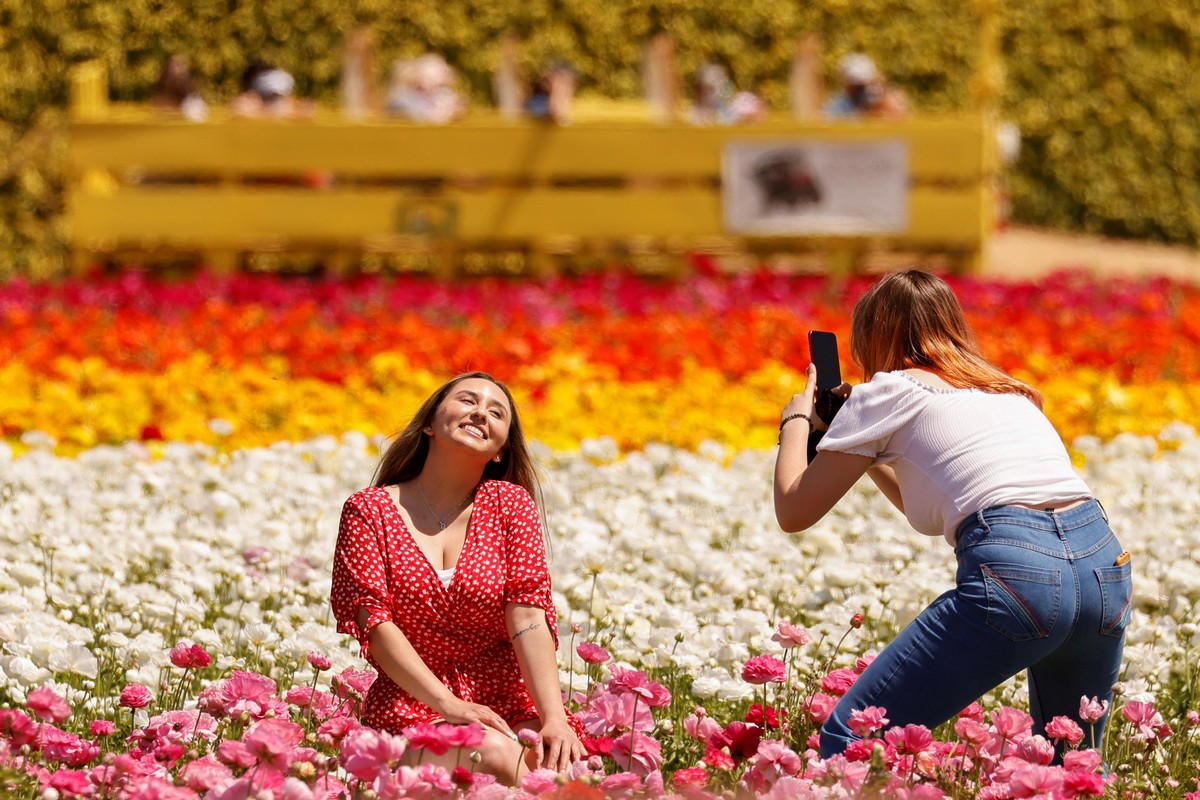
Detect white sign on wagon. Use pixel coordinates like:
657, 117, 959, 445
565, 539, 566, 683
722, 140, 909, 235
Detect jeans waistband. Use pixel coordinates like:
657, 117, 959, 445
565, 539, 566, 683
955, 497, 1105, 543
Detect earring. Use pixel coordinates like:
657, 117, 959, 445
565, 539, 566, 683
494, 454, 503, 462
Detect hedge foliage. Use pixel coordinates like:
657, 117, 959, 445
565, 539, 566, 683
0, 0, 1196, 277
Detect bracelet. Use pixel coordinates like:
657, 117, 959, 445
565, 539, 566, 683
779, 413, 814, 432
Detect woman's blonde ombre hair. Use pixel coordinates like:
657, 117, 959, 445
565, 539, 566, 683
850, 270, 1042, 408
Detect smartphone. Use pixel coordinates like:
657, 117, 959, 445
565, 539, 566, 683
808, 330, 845, 425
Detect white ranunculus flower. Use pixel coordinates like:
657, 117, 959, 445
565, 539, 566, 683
48, 645, 99, 679
3, 656, 51, 687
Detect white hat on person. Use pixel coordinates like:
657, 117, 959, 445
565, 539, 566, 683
840, 53, 879, 85
252, 68, 295, 99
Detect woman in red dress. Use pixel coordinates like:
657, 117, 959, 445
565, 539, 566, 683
331, 372, 585, 784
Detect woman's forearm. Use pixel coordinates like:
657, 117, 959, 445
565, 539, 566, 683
359, 609, 456, 714
506, 603, 568, 722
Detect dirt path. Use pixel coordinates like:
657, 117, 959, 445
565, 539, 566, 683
984, 225, 1200, 282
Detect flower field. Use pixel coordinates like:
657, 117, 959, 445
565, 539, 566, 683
1, 267, 1199, 799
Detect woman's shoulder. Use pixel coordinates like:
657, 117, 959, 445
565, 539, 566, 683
343, 485, 391, 510
477, 479, 533, 503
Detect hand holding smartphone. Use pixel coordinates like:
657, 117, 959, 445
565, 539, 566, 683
808, 330, 846, 425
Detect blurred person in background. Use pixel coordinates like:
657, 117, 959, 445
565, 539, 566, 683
689, 61, 766, 125
824, 53, 908, 119
230, 59, 315, 118
387, 54, 467, 123
152, 54, 208, 122
524, 60, 577, 125
332, 373, 586, 785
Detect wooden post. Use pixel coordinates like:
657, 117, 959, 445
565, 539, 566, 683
494, 32, 523, 120
967, 0, 1000, 273
790, 35, 824, 120
643, 33, 680, 123
69, 61, 108, 120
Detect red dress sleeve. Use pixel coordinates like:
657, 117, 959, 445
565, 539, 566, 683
502, 485, 559, 647
330, 493, 394, 659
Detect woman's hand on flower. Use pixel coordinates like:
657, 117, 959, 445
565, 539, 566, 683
533, 716, 586, 772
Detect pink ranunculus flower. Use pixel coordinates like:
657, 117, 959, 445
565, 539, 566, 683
958, 702, 985, 722
1061, 769, 1106, 796
578, 689, 655, 735
440, 723, 486, 749
180, 755, 233, 792
805, 693, 838, 724
955, 717, 991, 749
1062, 748, 1103, 775
40, 727, 100, 767
607, 666, 672, 707
90, 719, 116, 737
1009, 764, 1063, 798
281, 776, 316, 800
1015, 734, 1054, 765
340, 727, 407, 784
517, 728, 542, 749
577, 642, 611, 665
741, 655, 786, 685
243, 726, 296, 774
119, 684, 154, 710
307, 652, 332, 671
848, 706, 889, 738
1044, 715, 1084, 748
198, 671, 284, 720
884, 724, 933, 755
1121, 700, 1173, 743
820, 668, 858, 696
403, 721, 454, 756
1078, 696, 1109, 724
331, 668, 376, 699
854, 655, 875, 674
216, 738, 258, 770
770, 621, 810, 650
742, 739, 803, 793
27, 686, 72, 723
169, 643, 212, 670
316, 716, 359, 748
673, 766, 710, 787
683, 709, 722, 743
991, 706, 1033, 741
611, 731, 663, 776
520, 768, 562, 794
599, 772, 643, 798
47, 768, 92, 797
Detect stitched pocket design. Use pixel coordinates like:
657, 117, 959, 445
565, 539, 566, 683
981, 563, 1061, 642
1096, 561, 1133, 638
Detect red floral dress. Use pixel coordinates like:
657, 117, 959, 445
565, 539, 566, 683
331, 480, 575, 733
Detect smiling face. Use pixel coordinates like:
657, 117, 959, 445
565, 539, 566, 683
425, 377, 512, 462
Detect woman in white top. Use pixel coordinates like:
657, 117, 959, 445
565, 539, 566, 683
775, 270, 1131, 759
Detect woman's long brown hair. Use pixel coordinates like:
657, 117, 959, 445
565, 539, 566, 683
850, 270, 1042, 408
372, 372, 547, 521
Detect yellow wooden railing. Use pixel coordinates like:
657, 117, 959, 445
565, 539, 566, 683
67, 64, 997, 276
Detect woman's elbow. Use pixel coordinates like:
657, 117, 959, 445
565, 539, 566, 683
774, 507, 815, 534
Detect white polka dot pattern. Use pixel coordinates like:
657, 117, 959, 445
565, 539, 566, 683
331, 480, 573, 732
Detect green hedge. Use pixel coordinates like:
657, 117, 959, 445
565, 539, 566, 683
1, 0, 1196, 277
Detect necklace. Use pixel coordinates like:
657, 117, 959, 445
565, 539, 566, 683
415, 481, 473, 531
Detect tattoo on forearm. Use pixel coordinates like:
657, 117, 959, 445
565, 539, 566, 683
512, 622, 540, 640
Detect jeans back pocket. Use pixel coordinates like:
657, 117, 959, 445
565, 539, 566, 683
981, 563, 1062, 642
1096, 561, 1133, 638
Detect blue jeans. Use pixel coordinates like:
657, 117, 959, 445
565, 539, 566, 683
820, 500, 1131, 757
